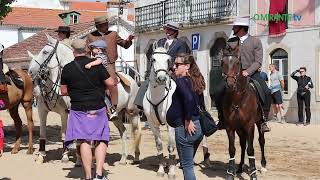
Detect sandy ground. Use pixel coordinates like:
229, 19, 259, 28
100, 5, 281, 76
0, 108, 319, 180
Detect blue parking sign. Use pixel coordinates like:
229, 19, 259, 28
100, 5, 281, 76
192, 33, 200, 50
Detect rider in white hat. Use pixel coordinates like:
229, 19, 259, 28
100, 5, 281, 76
233, 16, 271, 132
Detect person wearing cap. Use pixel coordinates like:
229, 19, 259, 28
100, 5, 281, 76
60, 39, 116, 180
86, 15, 134, 120
0, 44, 7, 91
134, 22, 191, 109
229, 17, 271, 132
85, 40, 108, 69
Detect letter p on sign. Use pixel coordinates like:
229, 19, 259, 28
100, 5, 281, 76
192, 33, 200, 51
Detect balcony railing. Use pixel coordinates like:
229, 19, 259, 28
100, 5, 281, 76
135, 0, 237, 33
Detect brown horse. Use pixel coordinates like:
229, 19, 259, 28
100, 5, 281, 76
2, 68, 33, 154
221, 45, 266, 180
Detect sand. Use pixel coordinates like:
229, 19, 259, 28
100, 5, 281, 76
0, 108, 319, 180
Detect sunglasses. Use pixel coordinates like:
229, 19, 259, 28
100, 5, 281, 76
299, 71, 305, 73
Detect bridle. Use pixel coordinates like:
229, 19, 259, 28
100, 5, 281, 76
33, 40, 63, 110
146, 50, 173, 125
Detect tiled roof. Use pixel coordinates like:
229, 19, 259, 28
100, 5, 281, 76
69, 2, 107, 11
3, 21, 95, 64
3, 17, 134, 66
1, 7, 106, 28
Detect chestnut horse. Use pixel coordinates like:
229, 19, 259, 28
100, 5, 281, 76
1, 67, 33, 154
221, 43, 266, 180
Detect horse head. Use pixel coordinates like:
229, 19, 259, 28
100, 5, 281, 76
221, 37, 242, 89
28, 33, 74, 96
150, 41, 172, 86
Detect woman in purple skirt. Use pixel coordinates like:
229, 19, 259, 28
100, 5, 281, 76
60, 39, 116, 180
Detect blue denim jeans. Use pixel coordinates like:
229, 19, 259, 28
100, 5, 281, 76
175, 119, 203, 180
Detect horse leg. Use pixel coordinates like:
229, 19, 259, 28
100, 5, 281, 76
130, 113, 141, 164
247, 125, 258, 180
167, 126, 176, 180
36, 104, 49, 163
112, 112, 128, 165
149, 124, 165, 177
257, 121, 267, 173
22, 101, 34, 154
60, 110, 70, 163
226, 128, 236, 180
201, 136, 212, 168
236, 130, 246, 174
9, 105, 22, 154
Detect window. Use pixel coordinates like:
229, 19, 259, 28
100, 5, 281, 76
70, 14, 79, 24
271, 48, 288, 94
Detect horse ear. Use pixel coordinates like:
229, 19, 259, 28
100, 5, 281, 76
152, 41, 158, 51
27, 51, 35, 59
45, 33, 56, 44
164, 41, 170, 52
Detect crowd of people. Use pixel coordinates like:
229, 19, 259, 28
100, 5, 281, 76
0, 15, 315, 180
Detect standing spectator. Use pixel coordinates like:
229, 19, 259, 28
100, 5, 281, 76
259, 66, 269, 84
291, 67, 313, 125
269, 64, 285, 123
0, 44, 7, 92
60, 39, 116, 180
166, 53, 204, 180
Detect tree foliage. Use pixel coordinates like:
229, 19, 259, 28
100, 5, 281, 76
0, 0, 15, 20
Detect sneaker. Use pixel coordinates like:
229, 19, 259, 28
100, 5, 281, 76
304, 122, 310, 126
280, 116, 286, 123
109, 111, 118, 121
93, 174, 108, 180
261, 122, 271, 133
272, 115, 278, 122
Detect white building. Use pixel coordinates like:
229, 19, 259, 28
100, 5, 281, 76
134, 0, 320, 124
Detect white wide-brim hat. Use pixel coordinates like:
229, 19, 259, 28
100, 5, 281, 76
232, 17, 250, 26
164, 22, 180, 31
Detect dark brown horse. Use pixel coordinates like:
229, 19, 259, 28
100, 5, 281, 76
1, 67, 34, 154
221, 45, 266, 180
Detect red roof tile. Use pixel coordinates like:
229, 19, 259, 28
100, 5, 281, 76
2, 7, 106, 28
3, 21, 95, 65
69, 2, 107, 11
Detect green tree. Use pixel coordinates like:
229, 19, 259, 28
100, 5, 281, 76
0, 0, 15, 20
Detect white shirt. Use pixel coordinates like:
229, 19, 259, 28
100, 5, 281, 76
240, 33, 249, 44
165, 39, 174, 47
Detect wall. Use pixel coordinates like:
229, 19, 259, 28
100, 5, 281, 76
0, 27, 37, 48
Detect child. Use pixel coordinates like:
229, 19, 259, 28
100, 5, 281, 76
85, 39, 108, 69
0, 119, 4, 157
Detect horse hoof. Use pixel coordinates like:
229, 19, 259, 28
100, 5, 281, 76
202, 159, 212, 168
236, 168, 243, 174
226, 175, 234, 180
119, 156, 127, 165
168, 173, 175, 180
61, 156, 69, 163
35, 155, 45, 164
26, 149, 34, 154
11, 148, 19, 154
132, 159, 140, 164
157, 172, 165, 177
261, 167, 267, 174
251, 176, 258, 180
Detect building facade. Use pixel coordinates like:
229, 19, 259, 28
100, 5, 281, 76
134, 0, 320, 124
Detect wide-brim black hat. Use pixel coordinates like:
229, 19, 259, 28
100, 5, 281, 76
55, 26, 74, 33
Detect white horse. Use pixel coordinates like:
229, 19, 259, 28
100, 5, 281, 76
28, 34, 141, 164
142, 43, 212, 179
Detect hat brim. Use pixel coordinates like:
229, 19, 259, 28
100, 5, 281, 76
164, 25, 180, 31
230, 22, 249, 26
55, 30, 74, 32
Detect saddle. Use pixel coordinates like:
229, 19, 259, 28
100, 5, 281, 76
249, 78, 265, 104
116, 72, 131, 87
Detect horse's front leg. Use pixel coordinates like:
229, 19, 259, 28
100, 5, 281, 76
236, 130, 247, 174
60, 108, 70, 163
167, 126, 176, 180
36, 103, 49, 163
23, 101, 34, 155
149, 124, 165, 177
201, 136, 212, 168
247, 125, 258, 180
226, 128, 236, 180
